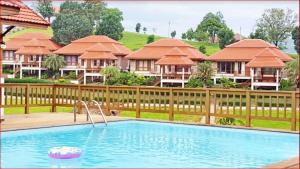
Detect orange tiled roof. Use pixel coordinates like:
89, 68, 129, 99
15, 38, 51, 55
5, 33, 61, 51
209, 39, 292, 62
54, 35, 131, 56
79, 43, 117, 60
1, 0, 49, 28
126, 38, 206, 60
155, 47, 195, 65
246, 48, 285, 68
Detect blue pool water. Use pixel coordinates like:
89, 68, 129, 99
1, 121, 299, 168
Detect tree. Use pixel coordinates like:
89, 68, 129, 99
95, 8, 124, 40
101, 66, 121, 85
171, 30, 176, 38
52, 1, 93, 45
143, 27, 147, 34
36, 0, 54, 22
193, 61, 214, 87
196, 12, 226, 43
147, 35, 155, 44
284, 58, 299, 87
198, 45, 206, 54
249, 27, 268, 41
181, 33, 187, 40
255, 8, 297, 47
135, 23, 141, 33
82, 0, 106, 26
43, 54, 66, 78
291, 26, 299, 54
218, 27, 234, 49
193, 31, 208, 42
186, 28, 194, 40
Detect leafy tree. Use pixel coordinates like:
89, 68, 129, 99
193, 61, 214, 87
95, 8, 124, 40
193, 31, 208, 42
291, 26, 299, 54
218, 27, 234, 49
143, 27, 147, 34
82, 0, 106, 26
101, 66, 121, 85
135, 23, 141, 33
249, 27, 268, 41
255, 8, 297, 47
36, 0, 54, 22
186, 28, 194, 40
219, 77, 239, 88
181, 33, 187, 40
196, 12, 226, 43
284, 58, 299, 87
147, 35, 155, 44
52, 1, 93, 45
43, 54, 66, 78
171, 30, 176, 38
198, 45, 206, 54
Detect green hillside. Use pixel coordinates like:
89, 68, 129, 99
4, 28, 220, 55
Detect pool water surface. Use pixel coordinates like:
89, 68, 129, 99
1, 121, 298, 168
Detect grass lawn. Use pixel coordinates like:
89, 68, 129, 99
4, 28, 220, 55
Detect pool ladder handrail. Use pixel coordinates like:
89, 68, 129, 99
73, 100, 95, 127
89, 100, 107, 126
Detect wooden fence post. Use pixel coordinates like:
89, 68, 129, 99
245, 90, 251, 127
205, 89, 210, 124
24, 84, 30, 114
51, 84, 56, 112
106, 86, 110, 114
291, 92, 296, 131
169, 88, 174, 121
136, 87, 141, 118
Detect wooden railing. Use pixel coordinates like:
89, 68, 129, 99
1, 83, 299, 131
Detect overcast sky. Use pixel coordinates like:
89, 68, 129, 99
106, 0, 299, 37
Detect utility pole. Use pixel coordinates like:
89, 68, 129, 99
168, 21, 171, 37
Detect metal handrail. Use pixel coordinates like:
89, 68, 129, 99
90, 100, 107, 126
73, 100, 95, 127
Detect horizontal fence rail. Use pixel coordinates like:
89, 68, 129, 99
0, 83, 299, 131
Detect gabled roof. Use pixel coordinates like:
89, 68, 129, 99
155, 47, 195, 65
126, 38, 206, 60
5, 33, 61, 51
15, 38, 51, 55
246, 48, 285, 68
209, 39, 292, 62
54, 35, 131, 56
0, 0, 49, 28
79, 43, 117, 60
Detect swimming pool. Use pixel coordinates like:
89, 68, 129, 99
1, 121, 298, 168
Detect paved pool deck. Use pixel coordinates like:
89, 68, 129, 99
0, 113, 299, 168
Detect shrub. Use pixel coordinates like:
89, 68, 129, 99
194, 61, 214, 86
5, 78, 52, 83
3, 69, 14, 74
147, 35, 155, 44
186, 78, 204, 88
68, 71, 77, 79
219, 77, 239, 88
217, 117, 245, 126
198, 45, 206, 54
41, 72, 49, 79
280, 79, 296, 91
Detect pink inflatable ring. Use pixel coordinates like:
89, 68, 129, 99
48, 146, 82, 159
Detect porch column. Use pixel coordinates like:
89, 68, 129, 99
160, 66, 163, 87
182, 67, 185, 88
38, 56, 41, 79
213, 77, 217, 85
60, 69, 63, 77
276, 68, 279, 91
20, 67, 23, 79
83, 69, 86, 85
250, 68, 254, 90
75, 70, 78, 76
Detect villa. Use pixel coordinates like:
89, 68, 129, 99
208, 39, 293, 91
54, 35, 131, 84
3, 33, 61, 79
125, 38, 207, 87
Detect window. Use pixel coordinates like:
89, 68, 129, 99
3, 51, 14, 61
262, 68, 276, 75
66, 56, 78, 66
136, 60, 150, 71
29, 55, 37, 62
238, 62, 242, 74
217, 62, 234, 74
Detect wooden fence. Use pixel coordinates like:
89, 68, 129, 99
1, 83, 299, 130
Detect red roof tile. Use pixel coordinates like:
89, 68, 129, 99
155, 47, 195, 65
209, 39, 292, 62
126, 38, 206, 60
54, 35, 131, 56
1, 0, 49, 28
5, 33, 61, 51
79, 43, 117, 60
246, 48, 285, 68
